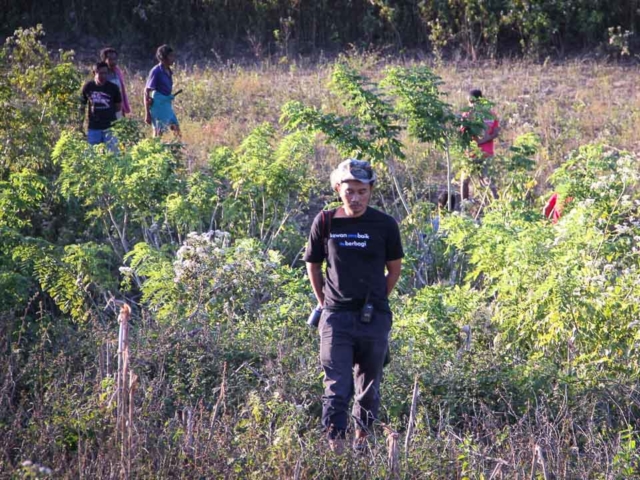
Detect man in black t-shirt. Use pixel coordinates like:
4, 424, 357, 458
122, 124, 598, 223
80, 61, 122, 150
304, 159, 404, 454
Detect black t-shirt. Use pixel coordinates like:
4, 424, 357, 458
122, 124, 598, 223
81, 80, 122, 130
304, 206, 404, 313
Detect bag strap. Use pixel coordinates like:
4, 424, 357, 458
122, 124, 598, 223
321, 209, 335, 257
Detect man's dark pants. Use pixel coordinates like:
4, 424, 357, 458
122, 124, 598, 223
318, 309, 391, 439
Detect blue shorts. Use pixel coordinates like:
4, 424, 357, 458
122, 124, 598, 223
87, 129, 117, 152
150, 92, 179, 133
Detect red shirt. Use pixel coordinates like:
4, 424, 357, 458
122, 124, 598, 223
461, 109, 499, 156
478, 114, 499, 156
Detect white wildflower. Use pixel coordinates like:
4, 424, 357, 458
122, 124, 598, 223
615, 224, 631, 234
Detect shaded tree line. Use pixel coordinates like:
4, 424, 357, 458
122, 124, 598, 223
1, 0, 638, 58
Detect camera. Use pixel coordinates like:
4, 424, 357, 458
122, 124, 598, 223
360, 303, 374, 323
307, 306, 323, 328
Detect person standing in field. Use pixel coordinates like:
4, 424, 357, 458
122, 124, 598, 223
144, 44, 181, 138
460, 89, 500, 201
80, 61, 122, 150
304, 159, 404, 454
100, 47, 131, 119
432, 191, 457, 233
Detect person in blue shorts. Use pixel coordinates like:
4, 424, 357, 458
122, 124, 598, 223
144, 45, 181, 138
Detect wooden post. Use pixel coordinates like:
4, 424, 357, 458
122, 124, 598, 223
445, 139, 452, 211
127, 371, 139, 475
116, 304, 131, 479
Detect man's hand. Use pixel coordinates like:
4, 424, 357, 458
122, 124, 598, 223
78, 103, 86, 133
306, 262, 325, 308
476, 133, 490, 145
477, 123, 500, 145
143, 88, 154, 125
385, 259, 402, 296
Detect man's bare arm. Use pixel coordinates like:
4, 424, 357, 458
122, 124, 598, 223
79, 96, 87, 131
385, 259, 402, 296
477, 124, 500, 145
306, 262, 325, 307
143, 87, 153, 125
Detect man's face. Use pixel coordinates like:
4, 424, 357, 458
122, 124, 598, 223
94, 67, 108, 85
163, 52, 176, 67
105, 52, 117, 69
337, 180, 372, 216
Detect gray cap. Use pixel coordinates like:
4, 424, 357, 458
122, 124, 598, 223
330, 159, 377, 188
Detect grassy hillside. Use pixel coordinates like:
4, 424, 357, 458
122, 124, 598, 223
161, 56, 640, 172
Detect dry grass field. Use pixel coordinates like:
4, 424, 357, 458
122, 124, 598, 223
118, 57, 640, 179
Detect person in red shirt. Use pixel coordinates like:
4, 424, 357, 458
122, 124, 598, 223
100, 47, 131, 119
461, 89, 500, 201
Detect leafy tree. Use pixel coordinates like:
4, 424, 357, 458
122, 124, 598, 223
54, 133, 179, 255
0, 170, 49, 230
0, 25, 80, 174
282, 63, 411, 215
214, 123, 314, 256
0, 26, 83, 321
381, 65, 487, 209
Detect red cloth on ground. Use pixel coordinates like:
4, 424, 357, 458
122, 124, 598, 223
544, 193, 561, 223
